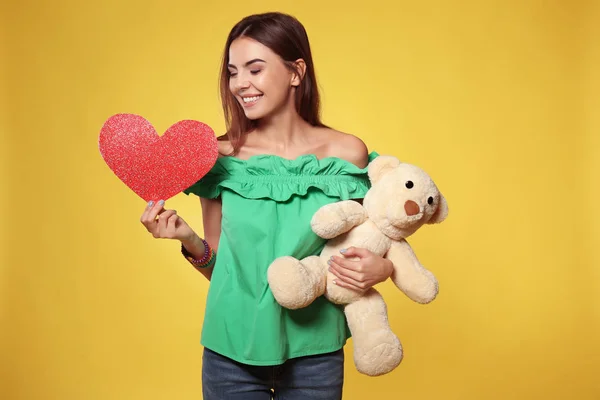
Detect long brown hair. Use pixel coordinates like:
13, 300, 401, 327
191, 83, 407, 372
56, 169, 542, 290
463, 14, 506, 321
218, 12, 328, 156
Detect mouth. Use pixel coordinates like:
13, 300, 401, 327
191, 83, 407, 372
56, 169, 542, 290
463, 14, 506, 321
241, 94, 263, 107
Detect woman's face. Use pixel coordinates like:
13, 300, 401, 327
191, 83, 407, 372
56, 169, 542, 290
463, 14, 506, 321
228, 37, 298, 120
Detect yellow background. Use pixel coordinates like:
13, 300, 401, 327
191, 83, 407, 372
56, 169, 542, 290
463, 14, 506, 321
2, 0, 599, 399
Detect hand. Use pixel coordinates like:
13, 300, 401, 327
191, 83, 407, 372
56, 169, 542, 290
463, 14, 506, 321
327, 247, 394, 293
140, 200, 195, 242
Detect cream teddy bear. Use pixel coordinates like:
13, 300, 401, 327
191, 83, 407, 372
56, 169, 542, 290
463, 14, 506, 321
267, 155, 448, 376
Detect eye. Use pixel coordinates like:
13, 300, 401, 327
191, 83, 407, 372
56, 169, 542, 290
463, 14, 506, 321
228, 71, 237, 77
250, 69, 261, 75
428, 196, 434, 205
405, 181, 414, 189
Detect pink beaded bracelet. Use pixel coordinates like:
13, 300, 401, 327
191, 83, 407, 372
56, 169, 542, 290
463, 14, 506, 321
181, 239, 216, 269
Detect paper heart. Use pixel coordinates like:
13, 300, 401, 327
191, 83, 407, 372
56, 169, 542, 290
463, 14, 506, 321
99, 113, 219, 202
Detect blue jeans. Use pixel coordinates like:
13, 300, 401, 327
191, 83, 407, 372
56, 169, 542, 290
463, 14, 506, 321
202, 347, 345, 400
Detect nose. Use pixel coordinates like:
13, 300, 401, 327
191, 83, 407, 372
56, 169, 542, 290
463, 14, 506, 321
404, 200, 420, 216
234, 78, 250, 91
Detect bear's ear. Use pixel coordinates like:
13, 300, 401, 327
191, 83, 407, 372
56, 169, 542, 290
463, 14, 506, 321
368, 155, 401, 185
428, 193, 448, 224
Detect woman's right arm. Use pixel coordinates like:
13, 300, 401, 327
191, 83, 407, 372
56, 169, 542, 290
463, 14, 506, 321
198, 197, 223, 281
141, 196, 223, 281
180, 197, 223, 281
183, 140, 230, 280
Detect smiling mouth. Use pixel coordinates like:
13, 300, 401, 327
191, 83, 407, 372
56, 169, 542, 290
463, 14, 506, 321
242, 95, 263, 105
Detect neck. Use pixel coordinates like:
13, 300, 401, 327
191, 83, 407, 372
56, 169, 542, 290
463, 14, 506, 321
254, 94, 311, 153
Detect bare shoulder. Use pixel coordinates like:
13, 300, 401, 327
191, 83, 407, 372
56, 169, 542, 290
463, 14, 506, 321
321, 128, 369, 168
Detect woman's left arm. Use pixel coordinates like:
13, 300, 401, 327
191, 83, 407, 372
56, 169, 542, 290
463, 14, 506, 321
327, 133, 389, 291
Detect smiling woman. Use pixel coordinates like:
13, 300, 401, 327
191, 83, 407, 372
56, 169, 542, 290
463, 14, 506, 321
138, 10, 387, 400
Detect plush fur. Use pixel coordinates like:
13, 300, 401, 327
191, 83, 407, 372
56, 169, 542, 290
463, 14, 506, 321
267, 155, 448, 376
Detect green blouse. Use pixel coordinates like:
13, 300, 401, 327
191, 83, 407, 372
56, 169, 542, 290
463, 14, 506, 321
183, 151, 379, 366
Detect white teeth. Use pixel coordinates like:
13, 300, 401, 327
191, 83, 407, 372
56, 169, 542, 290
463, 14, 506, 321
243, 95, 262, 103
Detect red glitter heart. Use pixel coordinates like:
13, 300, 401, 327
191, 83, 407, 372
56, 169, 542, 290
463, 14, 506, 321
99, 113, 218, 202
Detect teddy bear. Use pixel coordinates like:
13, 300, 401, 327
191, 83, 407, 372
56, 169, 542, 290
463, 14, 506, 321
266, 155, 448, 376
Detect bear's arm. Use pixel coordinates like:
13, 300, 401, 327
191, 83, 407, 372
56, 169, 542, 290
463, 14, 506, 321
385, 240, 439, 304
310, 200, 368, 239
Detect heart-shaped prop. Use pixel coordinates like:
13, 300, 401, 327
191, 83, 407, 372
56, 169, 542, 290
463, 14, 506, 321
99, 113, 219, 202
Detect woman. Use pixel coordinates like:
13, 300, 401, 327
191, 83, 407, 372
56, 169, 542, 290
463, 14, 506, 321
140, 11, 393, 400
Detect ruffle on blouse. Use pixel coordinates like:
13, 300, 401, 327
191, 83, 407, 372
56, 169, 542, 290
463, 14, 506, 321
183, 152, 380, 202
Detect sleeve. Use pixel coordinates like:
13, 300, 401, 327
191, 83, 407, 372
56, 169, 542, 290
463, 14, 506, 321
182, 162, 227, 199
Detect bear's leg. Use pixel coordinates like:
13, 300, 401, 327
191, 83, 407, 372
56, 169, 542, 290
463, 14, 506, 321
267, 256, 326, 309
344, 288, 403, 376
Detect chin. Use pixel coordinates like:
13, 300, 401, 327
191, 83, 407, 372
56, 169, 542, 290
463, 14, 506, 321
243, 110, 263, 121
238, 102, 263, 120
244, 106, 275, 121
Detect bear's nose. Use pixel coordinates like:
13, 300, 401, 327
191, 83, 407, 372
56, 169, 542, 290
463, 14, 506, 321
404, 200, 420, 216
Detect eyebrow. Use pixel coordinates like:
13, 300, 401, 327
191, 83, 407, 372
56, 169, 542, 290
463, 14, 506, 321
227, 58, 266, 69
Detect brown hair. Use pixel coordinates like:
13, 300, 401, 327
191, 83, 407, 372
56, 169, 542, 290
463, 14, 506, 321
218, 12, 328, 156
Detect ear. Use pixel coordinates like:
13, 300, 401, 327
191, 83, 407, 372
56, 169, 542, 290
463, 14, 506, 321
291, 59, 306, 87
428, 193, 448, 224
367, 155, 401, 185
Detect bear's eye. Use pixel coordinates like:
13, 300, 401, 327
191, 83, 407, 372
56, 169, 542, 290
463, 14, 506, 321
428, 196, 434, 205
405, 181, 414, 189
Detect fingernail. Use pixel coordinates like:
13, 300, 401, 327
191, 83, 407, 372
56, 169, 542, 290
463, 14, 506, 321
148, 201, 154, 207
340, 248, 347, 254
158, 200, 165, 206
333, 280, 338, 285
327, 260, 331, 265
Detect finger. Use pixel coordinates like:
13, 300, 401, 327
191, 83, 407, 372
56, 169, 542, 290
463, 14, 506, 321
331, 275, 367, 293
140, 200, 156, 225
157, 210, 177, 236
142, 206, 166, 236
330, 255, 361, 272
165, 214, 180, 238
339, 246, 371, 259
142, 203, 164, 227
328, 260, 369, 290
147, 200, 166, 222
328, 260, 364, 282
